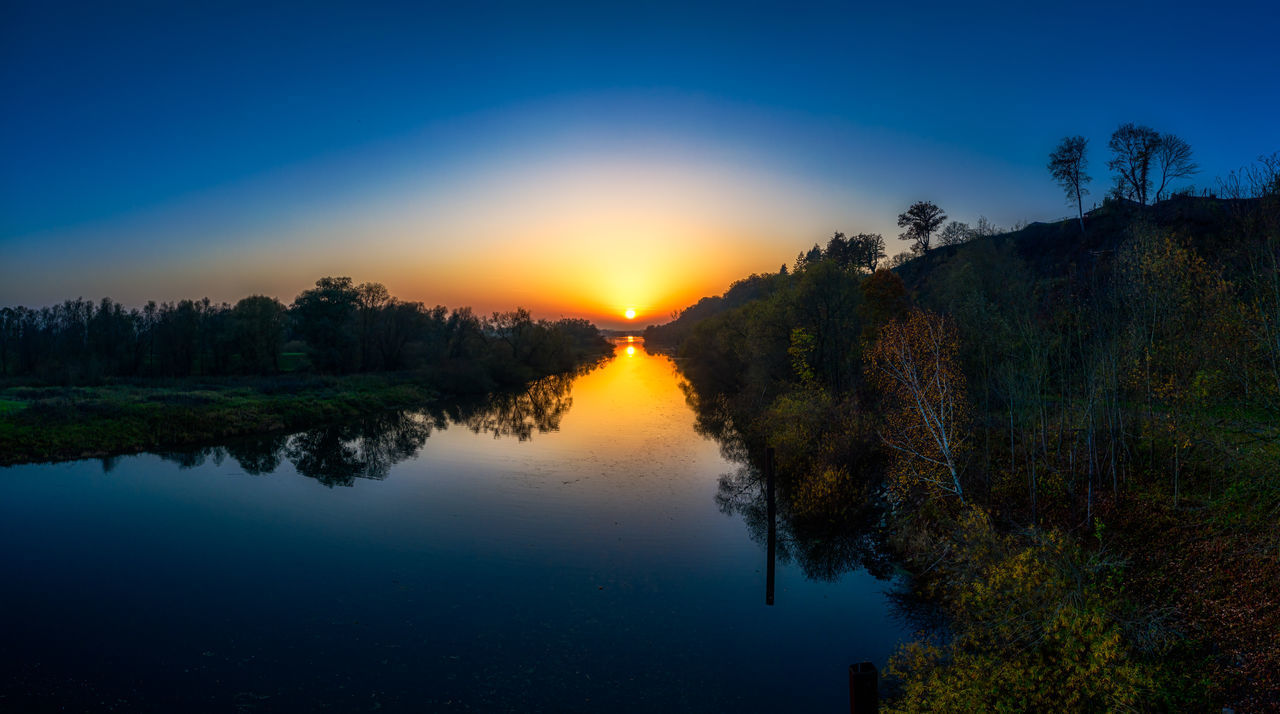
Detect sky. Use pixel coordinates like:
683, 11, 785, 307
3, 1, 1278, 328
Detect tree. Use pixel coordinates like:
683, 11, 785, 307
1107, 123, 1160, 205
793, 243, 824, 273
0, 306, 14, 376
897, 201, 947, 254
232, 295, 286, 373
859, 268, 908, 342
1152, 133, 1198, 202
291, 276, 360, 373
825, 231, 851, 267
973, 216, 1001, 237
1048, 135, 1091, 232
791, 259, 863, 391
885, 517, 1151, 713
851, 233, 887, 273
868, 308, 971, 502
938, 221, 975, 247
355, 281, 390, 370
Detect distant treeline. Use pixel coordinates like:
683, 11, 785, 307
0, 276, 611, 388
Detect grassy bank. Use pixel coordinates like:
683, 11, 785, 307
0, 355, 611, 466
0, 373, 442, 465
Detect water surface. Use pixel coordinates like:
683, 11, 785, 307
1, 340, 909, 712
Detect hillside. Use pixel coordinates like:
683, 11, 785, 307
897, 194, 1264, 290
648, 192, 1280, 711
649, 195, 1268, 348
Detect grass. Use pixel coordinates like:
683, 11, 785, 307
0, 373, 442, 466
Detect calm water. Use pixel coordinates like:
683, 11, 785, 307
1, 340, 909, 712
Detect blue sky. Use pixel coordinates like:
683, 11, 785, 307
3, 0, 1278, 319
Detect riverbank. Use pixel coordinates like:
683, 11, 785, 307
0, 358, 611, 466
654, 194, 1280, 709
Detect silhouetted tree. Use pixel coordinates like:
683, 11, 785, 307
851, 233, 887, 273
355, 281, 390, 370
291, 277, 360, 373
1107, 123, 1160, 205
375, 299, 428, 370
825, 231, 847, 263
897, 201, 947, 254
1049, 135, 1091, 232
1152, 133, 1198, 202
938, 221, 976, 246
0, 307, 14, 376
973, 215, 1001, 237
232, 295, 286, 373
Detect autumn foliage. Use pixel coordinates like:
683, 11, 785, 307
868, 308, 972, 503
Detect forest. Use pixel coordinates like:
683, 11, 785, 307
0, 276, 610, 387
0, 277, 612, 464
648, 144, 1280, 710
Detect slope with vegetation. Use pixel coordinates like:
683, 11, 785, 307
652, 144, 1280, 710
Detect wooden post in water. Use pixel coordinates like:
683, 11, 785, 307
849, 662, 878, 714
765, 446, 776, 606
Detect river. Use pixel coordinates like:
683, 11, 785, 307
0, 338, 909, 712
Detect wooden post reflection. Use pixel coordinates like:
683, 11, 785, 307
765, 446, 776, 606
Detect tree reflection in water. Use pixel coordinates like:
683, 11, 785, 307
457, 373, 574, 440
224, 434, 289, 475
130, 371, 580, 487
285, 410, 436, 487
682, 379, 895, 584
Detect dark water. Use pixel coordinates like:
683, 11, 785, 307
1, 340, 909, 712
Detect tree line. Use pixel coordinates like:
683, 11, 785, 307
0, 276, 611, 388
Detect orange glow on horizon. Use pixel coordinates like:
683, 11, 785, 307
49, 147, 856, 328
264, 150, 846, 329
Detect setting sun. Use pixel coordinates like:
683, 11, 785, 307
624, 308, 637, 319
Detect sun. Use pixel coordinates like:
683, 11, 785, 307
624, 308, 636, 320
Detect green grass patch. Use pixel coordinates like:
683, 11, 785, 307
0, 372, 445, 465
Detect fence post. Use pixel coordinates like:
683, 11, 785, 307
849, 662, 878, 714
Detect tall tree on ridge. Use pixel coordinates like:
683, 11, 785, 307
1049, 135, 1091, 232
897, 201, 947, 254
1152, 133, 1198, 201
1107, 123, 1161, 205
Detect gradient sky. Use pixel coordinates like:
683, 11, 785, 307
3, 1, 1278, 328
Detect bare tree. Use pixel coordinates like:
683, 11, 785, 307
1049, 135, 1091, 232
897, 200, 947, 254
974, 215, 1001, 237
1152, 133, 1198, 202
938, 220, 976, 246
1107, 123, 1161, 205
